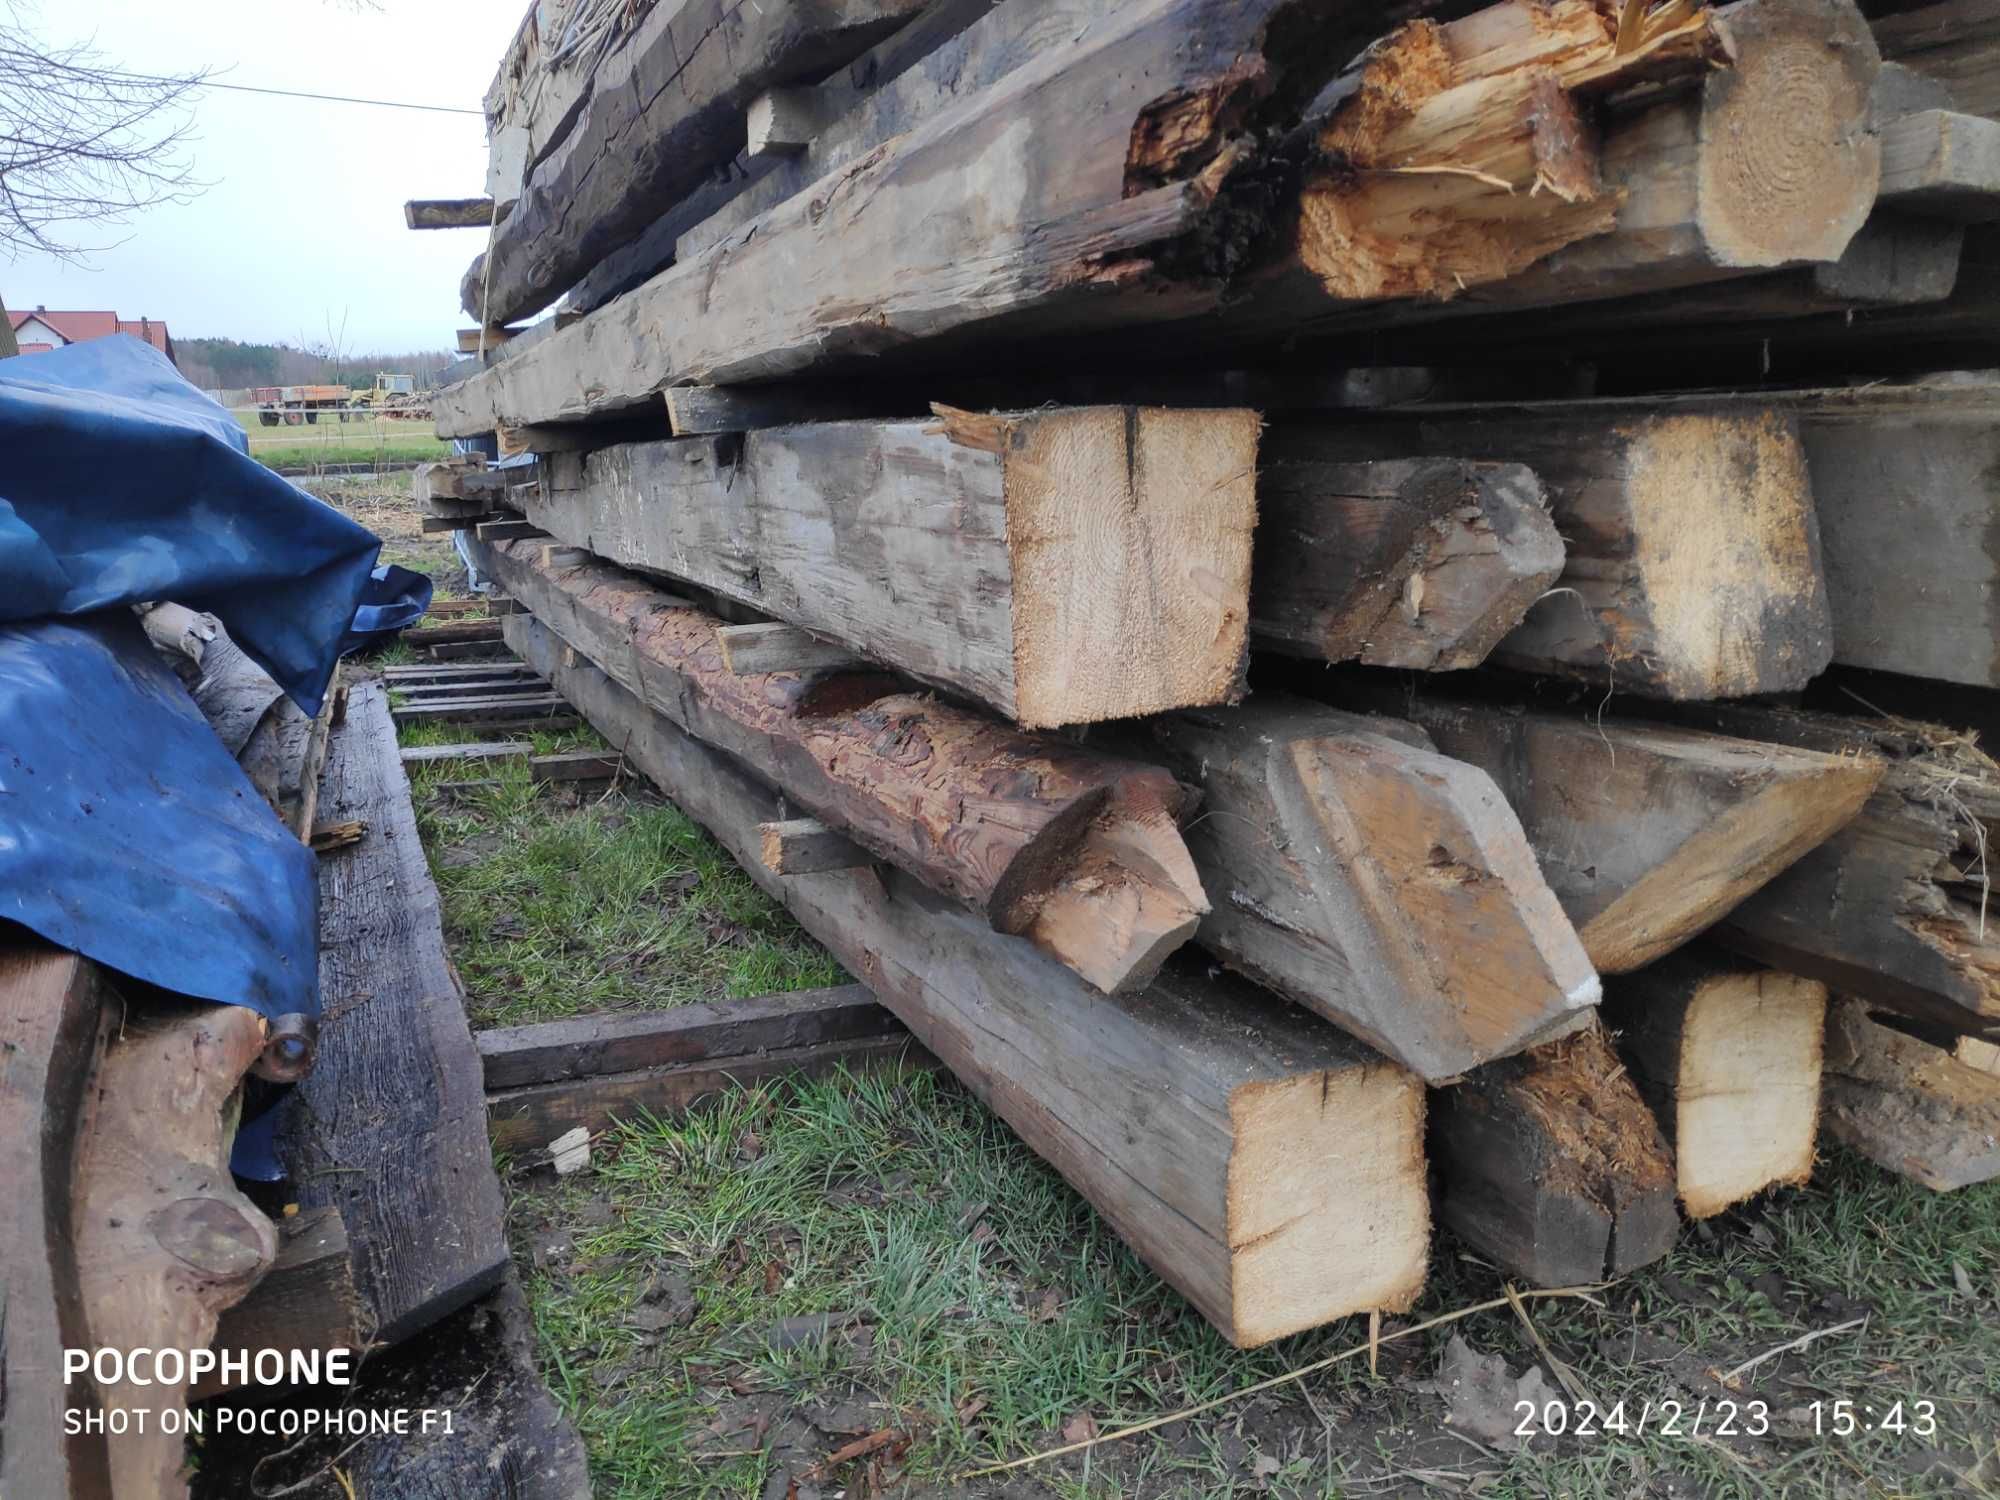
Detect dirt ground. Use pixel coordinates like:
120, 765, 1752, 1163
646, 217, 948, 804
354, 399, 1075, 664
324, 479, 2000, 1500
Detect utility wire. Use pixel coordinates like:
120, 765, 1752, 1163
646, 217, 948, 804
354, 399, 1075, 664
188, 78, 481, 115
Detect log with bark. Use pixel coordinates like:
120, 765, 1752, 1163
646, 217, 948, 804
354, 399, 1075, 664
1603, 951, 1828, 1218
1381, 696, 1884, 973
1430, 1024, 1680, 1287
528, 405, 1258, 727
1822, 997, 2000, 1189
1284, 397, 1835, 699
467, 535, 1209, 994
431, 0, 1877, 439
505, 611, 1432, 1348
1123, 699, 1597, 1082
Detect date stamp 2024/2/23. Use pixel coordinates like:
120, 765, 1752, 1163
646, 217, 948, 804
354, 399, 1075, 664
1513, 1398, 1941, 1443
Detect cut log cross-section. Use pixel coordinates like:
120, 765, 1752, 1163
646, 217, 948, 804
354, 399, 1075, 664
467, 536, 1208, 994
1250, 449, 1564, 671
504, 611, 1430, 1348
1604, 952, 1828, 1218
1128, 700, 1598, 1082
1299, 399, 1836, 698
1390, 698, 1885, 973
530, 405, 1259, 727
1430, 1024, 1680, 1288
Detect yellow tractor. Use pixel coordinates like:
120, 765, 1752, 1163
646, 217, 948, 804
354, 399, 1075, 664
348, 372, 430, 421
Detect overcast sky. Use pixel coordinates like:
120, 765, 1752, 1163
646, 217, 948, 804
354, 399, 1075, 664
4, 0, 520, 352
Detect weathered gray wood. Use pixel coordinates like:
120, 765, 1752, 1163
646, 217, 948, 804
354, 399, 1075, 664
760, 818, 872, 874
1431, 1025, 1680, 1288
1822, 996, 2000, 1189
414, 460, 509, 506
663, 382, 908, 435
405, 197, 500, 229
1289, 398, 1835, 699
747, 86, 842, 158
1603, 951, 1828, 1218
465, 0, 930, 324
1251, 451, 1562, 670
1877, 108, 2000, 218
0, 943, 116, 1499
269, 680, 510, 1345
474, 518, 548, 543
717, 622, 864, 676
1126, 699, 1597, 1083
528, 407, 1259, 727
505, 611, 1431, 1347
391, 692, 570, 724
404, 620, 506, 648
1393, 697, 1885, 974
471, 536, 1208, 994
1871, 0, 2000, 123
1661, 702, 2000, 1035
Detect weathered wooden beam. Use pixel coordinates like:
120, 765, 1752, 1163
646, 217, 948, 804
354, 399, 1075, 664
1391, 697, 1885, 974
472, 537, 1208, 994
456, 326, 523, 353
759, 818, 873, 875
1876, 108, 2000, 218
527, 407, 1259, 727
391, 692, 571, 724
463, 0, 930, 324
191, 1209, 360, 1402
505, 611, 1431, 1347
475, 518, 548, 543
1127, 700, 1597, 1083
436, 0, 1860, 437
413, 459, 507, 506
1871, 0, 2000, 123
1291, 398, 1835, 698
717, 622, 865, 676
746, 86, 842, 159
1665, 701, 2000, 1035
403, 619, 505, 648
405, 197, 501, 229
1822, 997, 2000, 1189
1431, 1025, 1680, 1288
1251, 452, 1562, 670
0, 942, 116, 1497
663, 382, 908, 435
1603, 952, 1828, 1218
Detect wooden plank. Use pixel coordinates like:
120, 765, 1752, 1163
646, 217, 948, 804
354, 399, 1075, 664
389, 673, 543, 700
664, 382, 910, 435
506, 611, 1431, 1348
1432, 1025, 1680, 1288
191, 1209, 360, 1402
75, 998, 275, 1495
1603, 952, 1827, 1218
489, 1035, 927, 1156
471, 536, 1207, 994
392, 693, 571, 724
0, 942, 116, 1498
1391, 697, 1885, 974
1876, 108, 2000, 218
1284, 397, 1835, 699
382, 662, 525, 683
426, 639, 515, 662
717, 622, 865, 676
268, 680, 510, 1345
1128, 699, 1597, 1083
464, 0, 930, 324
457, 326, 523, 353
1662, 701, 2000, 1034
404, 619, 505, 648
1251, 452, 1563, 670
474, 518, 548, 543
528, 406, 1260, 726
406, 197, 500, 229
400, 741, 532, 766
433, 0, 1873, 437
760, 818, 873, 875
478, 985, 890, 1089
422, 513, 492, 534
530, 749, 623, 783
1822, 997, 2000, 1189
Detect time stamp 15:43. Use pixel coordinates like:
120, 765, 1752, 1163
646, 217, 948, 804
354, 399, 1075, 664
1513, 1398, 1940, 1441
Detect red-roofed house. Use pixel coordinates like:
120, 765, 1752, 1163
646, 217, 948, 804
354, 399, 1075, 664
9, 306, 176, 365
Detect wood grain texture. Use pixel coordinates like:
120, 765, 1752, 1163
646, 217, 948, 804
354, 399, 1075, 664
191, 1208, 359, 1402
1431, 1024, 1679, 1288
1822, 996, 2000, 1189
1395, 697, 1884, 973
269, 680, 510, 1346
1871, 0, 2000, 123
1127, 699, 1597, 1082
1876, 107, 2000, 217
1604, 951, 1827, 1218
1284, 398, 1835, 699
0, 941, 116, 1499
1251, 451, 1562, 670
469, 536, 1207, 992
530, 407, 1257, 726
506, 611, 1431, 1347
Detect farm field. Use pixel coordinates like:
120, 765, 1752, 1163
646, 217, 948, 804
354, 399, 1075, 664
232, 404, 451, 471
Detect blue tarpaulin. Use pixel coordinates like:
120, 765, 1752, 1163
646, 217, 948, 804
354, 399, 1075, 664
0, 336, 379, 1022
0, 335, 379, 714
341, 563, 433, 655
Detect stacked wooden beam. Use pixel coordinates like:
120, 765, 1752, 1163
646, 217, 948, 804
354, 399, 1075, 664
419, 0, 2000, 1346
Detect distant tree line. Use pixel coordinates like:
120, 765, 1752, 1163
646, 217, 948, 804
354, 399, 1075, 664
177, 337, 456, 392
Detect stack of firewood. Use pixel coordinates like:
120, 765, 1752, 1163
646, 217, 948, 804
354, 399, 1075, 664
414, 0, 2000, 1348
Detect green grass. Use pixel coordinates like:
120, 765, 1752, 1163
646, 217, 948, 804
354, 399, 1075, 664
234, 405, 451, 471
509, 1066, 2000, 1500
407, 759, 843, 1028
